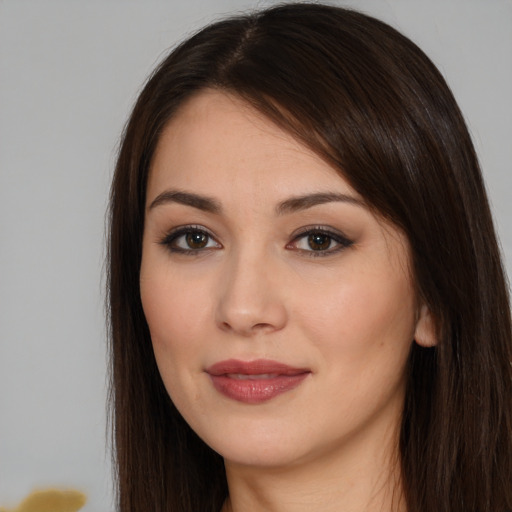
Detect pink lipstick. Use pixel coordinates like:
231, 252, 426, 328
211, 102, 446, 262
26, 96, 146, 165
205, 359, 310, 404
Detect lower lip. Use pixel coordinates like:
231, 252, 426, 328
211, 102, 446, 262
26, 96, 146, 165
208, 373, 309, 404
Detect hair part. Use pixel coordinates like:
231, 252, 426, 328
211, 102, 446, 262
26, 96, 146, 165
108, 4, 512, 511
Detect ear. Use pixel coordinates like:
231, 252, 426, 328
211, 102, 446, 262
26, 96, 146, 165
414, 303, 437, 347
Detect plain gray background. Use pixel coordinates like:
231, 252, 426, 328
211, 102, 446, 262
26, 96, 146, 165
1, 1, 511, 510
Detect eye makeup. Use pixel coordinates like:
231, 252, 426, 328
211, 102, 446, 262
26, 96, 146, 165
287, 225, 354, 258
159, 224, 221, 255
158, 223, 354, 258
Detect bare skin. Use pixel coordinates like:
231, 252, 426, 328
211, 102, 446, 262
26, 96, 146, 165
140, 89, 434, 512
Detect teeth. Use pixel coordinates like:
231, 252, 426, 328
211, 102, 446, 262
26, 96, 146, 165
227, 373, 279, 380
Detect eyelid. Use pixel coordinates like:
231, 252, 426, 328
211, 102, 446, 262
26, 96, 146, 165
159, 224, 222, 253
287, 225, 354, 256
157, 223, 352, 257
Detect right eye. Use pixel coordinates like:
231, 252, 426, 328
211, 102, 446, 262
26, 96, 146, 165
160, 226, 221, 254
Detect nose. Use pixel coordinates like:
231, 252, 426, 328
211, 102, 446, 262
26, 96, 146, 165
215, 249, 288, 337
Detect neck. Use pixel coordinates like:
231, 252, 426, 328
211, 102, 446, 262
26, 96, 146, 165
221, 424, 406, 512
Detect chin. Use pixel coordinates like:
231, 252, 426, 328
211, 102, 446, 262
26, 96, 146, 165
217, 440, 303, 469
195, 416, 313, 469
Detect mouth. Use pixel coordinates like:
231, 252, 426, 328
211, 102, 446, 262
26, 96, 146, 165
205, 359, 311, 404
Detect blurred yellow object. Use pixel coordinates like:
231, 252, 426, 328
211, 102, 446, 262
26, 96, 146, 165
0, 489, 86, 512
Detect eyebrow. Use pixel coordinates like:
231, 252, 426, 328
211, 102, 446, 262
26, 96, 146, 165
149, 190, 222, 214
276, 192, 365, 215
148, 189, 364, 215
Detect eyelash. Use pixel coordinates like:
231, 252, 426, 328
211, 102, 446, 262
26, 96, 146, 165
287, 226, 354, 257
159, 225, 354, 257
159, 225, 220, 256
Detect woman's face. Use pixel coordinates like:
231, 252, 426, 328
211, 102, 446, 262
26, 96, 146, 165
140, 89, 429, 469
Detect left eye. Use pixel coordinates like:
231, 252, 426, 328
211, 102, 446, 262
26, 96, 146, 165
182, 231, 211, 249
289, 228, 353, 255
161, 227, 221, 253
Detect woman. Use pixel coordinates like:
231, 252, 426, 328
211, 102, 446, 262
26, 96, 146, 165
108, 3, 512, 511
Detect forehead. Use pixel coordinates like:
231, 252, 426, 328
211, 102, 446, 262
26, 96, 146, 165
147, 89, 358, 202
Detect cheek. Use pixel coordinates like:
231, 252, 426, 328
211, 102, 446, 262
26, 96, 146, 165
297, 266, 416, 362
140, 245, 214, 335
139, 269, 209, 361
140, 272, 208, 408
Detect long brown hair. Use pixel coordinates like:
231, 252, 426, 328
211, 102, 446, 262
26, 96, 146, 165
108, 4, 512, 511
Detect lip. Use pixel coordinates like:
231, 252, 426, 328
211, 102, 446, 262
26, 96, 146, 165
205, 359, 311, 404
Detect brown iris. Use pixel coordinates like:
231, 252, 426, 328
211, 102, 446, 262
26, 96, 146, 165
186, 232, 208, 249
308, 233, 331, 251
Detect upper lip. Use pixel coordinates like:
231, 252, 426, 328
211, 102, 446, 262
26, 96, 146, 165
205, 359, 310, 376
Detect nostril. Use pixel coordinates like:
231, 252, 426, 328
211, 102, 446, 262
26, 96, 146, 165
253, 322, 273, 331
215, 284, 288, 335
219, 319, 281, 335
